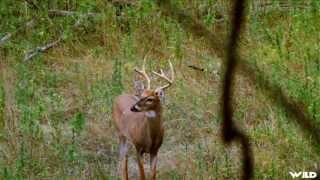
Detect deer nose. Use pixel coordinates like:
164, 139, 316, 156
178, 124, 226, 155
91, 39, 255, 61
130, 105, 140, 112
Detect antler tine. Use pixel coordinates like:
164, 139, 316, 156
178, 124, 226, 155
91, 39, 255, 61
152, 59, 175, 90
134, 57, 151, 89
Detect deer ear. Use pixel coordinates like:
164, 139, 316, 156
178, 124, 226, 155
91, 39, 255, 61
155, 88, 165, 102
134, 80, 144, 96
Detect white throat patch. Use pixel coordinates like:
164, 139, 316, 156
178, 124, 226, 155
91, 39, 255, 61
145, 111, 157, 118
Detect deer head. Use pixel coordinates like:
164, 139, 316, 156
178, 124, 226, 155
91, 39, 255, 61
131, 58, 174, 113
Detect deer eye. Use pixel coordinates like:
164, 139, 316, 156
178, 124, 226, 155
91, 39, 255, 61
146, 98, 153, 102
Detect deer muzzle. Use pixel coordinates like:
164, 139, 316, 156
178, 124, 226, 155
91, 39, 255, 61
130, 104, 141, 112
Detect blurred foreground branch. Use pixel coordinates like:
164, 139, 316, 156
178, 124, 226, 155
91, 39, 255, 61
155, 0, 320, 149
156, 0, 320, 178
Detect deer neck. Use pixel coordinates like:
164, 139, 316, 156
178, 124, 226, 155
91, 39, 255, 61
145, 105, 162, 128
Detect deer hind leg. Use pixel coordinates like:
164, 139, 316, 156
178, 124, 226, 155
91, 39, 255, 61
118, 136, 128, 180
136, 151, 146, 180
150, 153, 158, 180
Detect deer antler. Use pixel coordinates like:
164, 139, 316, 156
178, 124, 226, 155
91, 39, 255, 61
134, 57, 151, 89
153, 59, 175, 90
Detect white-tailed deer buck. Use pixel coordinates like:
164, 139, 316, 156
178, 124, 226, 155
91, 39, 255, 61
112, 60, 174, 180
112, 58, 174, 180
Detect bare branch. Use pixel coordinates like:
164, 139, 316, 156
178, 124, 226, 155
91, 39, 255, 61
252, 1, 311, 14
22, 0, 39, 9
48, 9, 98, 18
23, 11, 98, 61
188, 65, 204, 72
23, 38, 62, 61
0, 19, 37, 47
0, 34, 13, 46
108, 0, 137, 6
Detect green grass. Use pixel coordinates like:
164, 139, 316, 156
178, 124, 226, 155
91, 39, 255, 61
0, 0, 319, 179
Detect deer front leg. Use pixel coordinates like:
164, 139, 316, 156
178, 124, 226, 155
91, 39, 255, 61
150, 153, 158, 180
136, 151, 146, 180
119, 137, 128, 180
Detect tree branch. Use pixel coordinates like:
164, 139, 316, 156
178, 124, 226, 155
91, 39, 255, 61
23, 38, 62, 61
23, 11, 98, 61
188, 65, 204, 72
0, 19, 37, 47
48, 9, 98, 18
